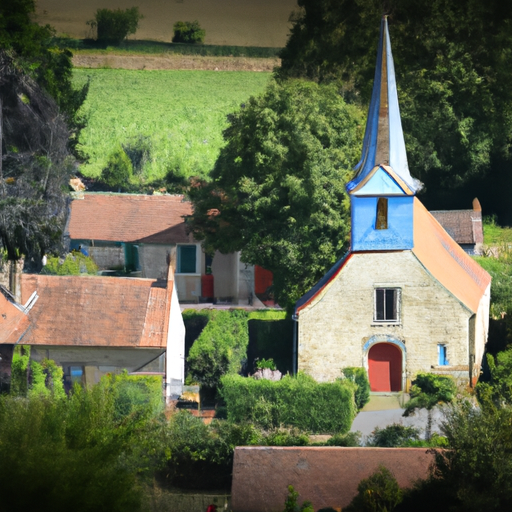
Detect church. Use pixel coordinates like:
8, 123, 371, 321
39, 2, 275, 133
294, 17, 491, 391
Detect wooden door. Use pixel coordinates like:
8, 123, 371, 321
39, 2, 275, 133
368, 343, 402, 392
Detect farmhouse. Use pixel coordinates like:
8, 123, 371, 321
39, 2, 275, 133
66, 192, 267, 304
0, 262, 185, 398
294, 17, 491, 390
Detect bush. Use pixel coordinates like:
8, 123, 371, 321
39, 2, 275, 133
342, 367, 370, 410
172, 21, 205, 44
326, 431, 361, 446
186, 309, 249, 391
101, 146, 133, 190
122, 135, 152, 176
344, 466, 403, 512
366, 424, 420, 447
88, 7, 144, 45
41, 252, 98, 275
220, 372, 357, 434
29, 358, 66, 400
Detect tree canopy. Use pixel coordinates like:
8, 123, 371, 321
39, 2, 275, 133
188, 79, 363, 309
277, 0, 512, 215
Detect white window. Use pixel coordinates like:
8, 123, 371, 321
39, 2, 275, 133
374, 288, 400, 323
177, 244, 198, 274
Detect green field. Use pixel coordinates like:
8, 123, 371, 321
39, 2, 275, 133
74, 69, 271, 180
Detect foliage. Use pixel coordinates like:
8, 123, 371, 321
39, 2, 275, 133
248, 309, 287, 320
100, 146, 134, 191
29, 358, 66, 400
325, 431, 361, 447
187, 309, 249, 390
88, 7, 143, 45
158, 411, 260, 490
73, 68, 270, 180
482, 216, 512, 247
403, 373, 457, 439
477, 348, 512, 406
0, 51, 74, 263
277, 0, 512, 211
282, 485, 314, 512
342, 367, 370, 410
261, 426, 310, 446
344, 466, 403, 512
255, 358, 277, 370
220, 372, 357, 434
366, 424, 420, 447
172, 21, 206, 44
41, 252, 98, 275
188, 79, 363, 309
0, 0, 88, 149
10, 345, 30, 396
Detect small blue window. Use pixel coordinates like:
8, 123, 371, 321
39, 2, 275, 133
438, 344, 448, 366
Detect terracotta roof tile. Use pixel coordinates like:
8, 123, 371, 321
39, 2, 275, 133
430, 209, 483, 245
67, 193, 194, 244
413, 199, 490, 312
18, 274, 171, 348
0, 291, 29, 344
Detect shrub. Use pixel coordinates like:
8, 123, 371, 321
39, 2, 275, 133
186, 309, 249, 391
366, 424, 420, 447
101, 146, 133, 190
342, 367, 370, 410
282, 485, 314, 512
29, 358, 66, 400
10, 345, 30, 396
172, 21, 205, 44
88, 7, 143, 45
256, 358, 277, 370
220, 372, 357, 434
326, 431, 361, 446
261, 426, 310, 446
122, 135, 152, 176
41, 252, 98, 275
344, 466, 403, 512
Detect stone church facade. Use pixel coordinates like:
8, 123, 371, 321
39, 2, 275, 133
294, 17, 491, 391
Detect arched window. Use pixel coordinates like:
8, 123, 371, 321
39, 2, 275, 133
376, 197, 388, 230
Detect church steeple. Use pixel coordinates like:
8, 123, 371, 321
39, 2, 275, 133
347, 17, 420, 252
347, 16, 422, 196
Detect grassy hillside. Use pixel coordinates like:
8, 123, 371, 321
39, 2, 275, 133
74, 69, 271, 180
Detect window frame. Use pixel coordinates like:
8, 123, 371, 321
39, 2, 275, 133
373, 287, 401, 324
176, 244, 200, 275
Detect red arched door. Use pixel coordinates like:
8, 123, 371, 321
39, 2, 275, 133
368, 343, 402, 392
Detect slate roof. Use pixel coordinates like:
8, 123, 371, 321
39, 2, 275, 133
430, 209, 483, 245
7, 273, 174, 348
295, 199, 491, 316
67, 193, 193, 244
347, 16, 422, 195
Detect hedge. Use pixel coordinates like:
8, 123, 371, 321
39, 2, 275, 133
220, 373, 357, 434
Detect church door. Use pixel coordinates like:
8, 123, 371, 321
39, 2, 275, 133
368, 343, 402, 392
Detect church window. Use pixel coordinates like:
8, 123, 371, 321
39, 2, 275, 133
376, 197, 388, 230
177, 244, 198, 274
374, 288, 400, 322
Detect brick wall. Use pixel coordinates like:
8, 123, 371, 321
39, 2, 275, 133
231, 446, 435, 512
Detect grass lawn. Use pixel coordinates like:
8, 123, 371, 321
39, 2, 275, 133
74, 68, 271, 180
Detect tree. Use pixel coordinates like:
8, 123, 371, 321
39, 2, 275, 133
0, 0, 88, 150
172, 21, 205, 44
88, 7, 144, 45
277, 0, 512, 213
0, 51, 73, 266
403, 373, 457, 440
188, 79, 363, 309
100, 146, 133, 191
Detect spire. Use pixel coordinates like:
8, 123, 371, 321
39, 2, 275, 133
346, 16, 422, 195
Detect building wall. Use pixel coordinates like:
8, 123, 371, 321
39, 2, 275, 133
297, 251, 473, 385
211, 251, 239, 300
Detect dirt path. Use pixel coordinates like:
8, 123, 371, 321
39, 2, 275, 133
72, 54, 279, 72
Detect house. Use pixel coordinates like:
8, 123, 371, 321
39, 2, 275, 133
294, 17, 491, 391
65, 193, 260, 304
430, 198, 484, 255
0, 263, 185, 398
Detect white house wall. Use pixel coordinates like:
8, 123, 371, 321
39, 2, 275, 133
298, 251, 473, 386
166, 281, 186, 398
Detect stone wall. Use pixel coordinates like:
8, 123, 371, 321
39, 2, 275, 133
297, 251, 473, 385
231, 446, 434, 512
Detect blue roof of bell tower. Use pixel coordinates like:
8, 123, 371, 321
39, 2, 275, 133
346, 16, 422, 196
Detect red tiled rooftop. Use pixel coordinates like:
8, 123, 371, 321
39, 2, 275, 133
430, 209, 483, 245
18, 274, 172, 348
67, 193, 193, 244
0, 291, 29, 344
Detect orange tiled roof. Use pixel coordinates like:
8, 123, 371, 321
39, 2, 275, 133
67, 193, 193, 244
0, 291, 29, 344
18, 274, 172, 348
412, 199, 490, 313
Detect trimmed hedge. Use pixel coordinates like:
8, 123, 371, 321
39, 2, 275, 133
220, 373, 357, 434
342, 367, 370, 410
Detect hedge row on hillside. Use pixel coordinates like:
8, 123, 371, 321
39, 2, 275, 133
220, 373, 357, 434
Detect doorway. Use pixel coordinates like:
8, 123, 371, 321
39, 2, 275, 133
368, 343, 402, 392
